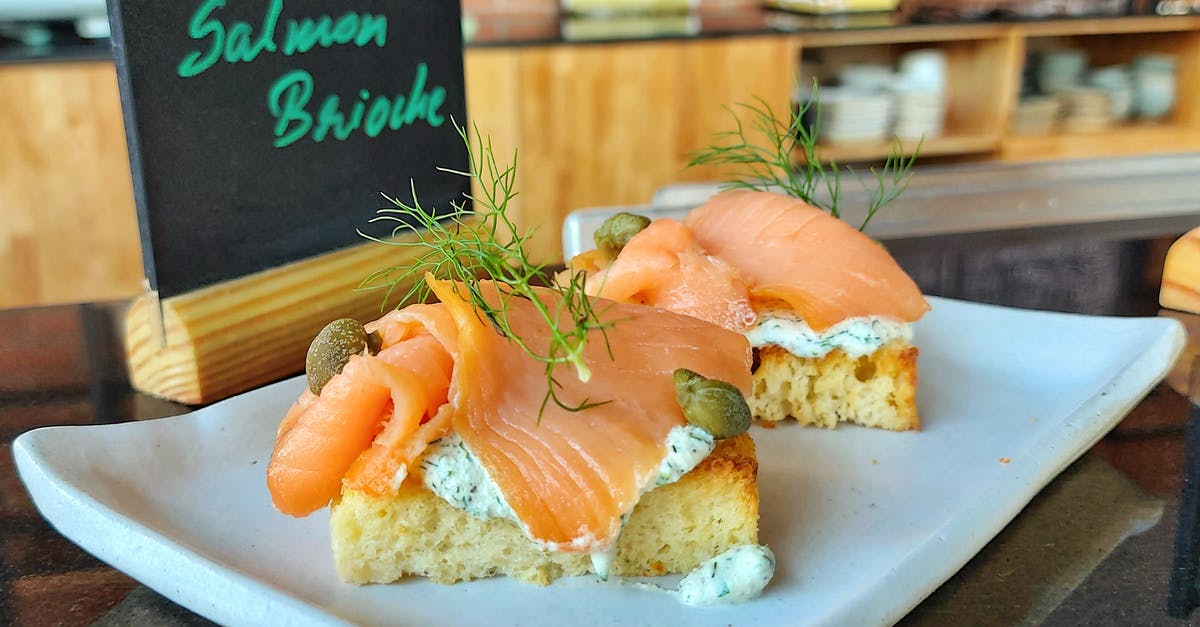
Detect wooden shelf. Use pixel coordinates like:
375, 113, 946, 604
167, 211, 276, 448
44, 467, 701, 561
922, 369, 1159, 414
798, 23, 1010, 47
999, 123, 1200, 162
797, 33, 1017, 164
797, 15, 1200, 48
1014, 15, 1200, 37
806, 133, 999, 163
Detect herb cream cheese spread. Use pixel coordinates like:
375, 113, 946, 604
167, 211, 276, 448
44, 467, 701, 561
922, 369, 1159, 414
746, 310, 912, 359
420, 425, 716, 580
421, 428, 776, 604
421, 433, 518, 522
677, 544, 776, 606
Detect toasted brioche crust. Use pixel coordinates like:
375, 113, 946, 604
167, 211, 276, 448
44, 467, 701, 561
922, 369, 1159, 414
331, 433, 759, 585
749, 340, 919, 431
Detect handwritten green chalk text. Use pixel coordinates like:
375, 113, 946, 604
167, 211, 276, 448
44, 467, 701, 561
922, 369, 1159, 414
269, 63, 447, 148
174, 0, 450, 147
177, 0, 387, 79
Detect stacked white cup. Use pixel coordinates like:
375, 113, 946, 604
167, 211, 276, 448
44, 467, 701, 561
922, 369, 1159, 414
1132, 53, 1176, 120
892, 49, 948, 141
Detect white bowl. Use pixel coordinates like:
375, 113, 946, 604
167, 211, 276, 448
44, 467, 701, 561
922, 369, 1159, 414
898, 49, 947, 90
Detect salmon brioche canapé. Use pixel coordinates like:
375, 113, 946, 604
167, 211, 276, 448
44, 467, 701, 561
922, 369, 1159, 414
573, 190, 929, 431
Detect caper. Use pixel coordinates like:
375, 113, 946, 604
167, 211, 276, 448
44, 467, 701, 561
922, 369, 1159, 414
673, 368, 752, 439
594, 212, 651, 257
306, 318, 370, 395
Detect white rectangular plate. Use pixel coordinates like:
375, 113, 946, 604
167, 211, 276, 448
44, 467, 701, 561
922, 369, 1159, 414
14, 298, 1185, 626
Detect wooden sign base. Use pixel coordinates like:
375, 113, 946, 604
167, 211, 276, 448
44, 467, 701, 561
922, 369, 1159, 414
1161, 226, 1200, 397
1162, 226, 1200, 316
125, 238, 422, 405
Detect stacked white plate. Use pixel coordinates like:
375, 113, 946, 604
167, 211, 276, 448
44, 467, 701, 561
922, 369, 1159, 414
1010, 95, 1062, 135
1059, 87, 1113, 133
893, 50, 948, 140
814, 50, 948, 144
891, 84, 946, 140
816, 87, 895, 143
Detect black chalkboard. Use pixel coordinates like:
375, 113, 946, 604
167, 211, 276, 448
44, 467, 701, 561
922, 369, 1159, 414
106, 0, 469, 298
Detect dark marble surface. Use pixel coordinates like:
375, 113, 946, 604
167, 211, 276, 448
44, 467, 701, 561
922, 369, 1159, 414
465, 4, 1176, 47
0, 6, 1188, 65
0, 302, 191, 625
0, 21, 110, 65
0, 236, 1197, 625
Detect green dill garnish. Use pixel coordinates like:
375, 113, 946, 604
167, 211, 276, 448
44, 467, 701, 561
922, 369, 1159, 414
687, 82, 920, 231
358, 121, 612, 417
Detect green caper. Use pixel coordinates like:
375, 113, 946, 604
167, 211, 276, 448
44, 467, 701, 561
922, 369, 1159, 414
673, 368, 752, 439
306, 318, 369, 395
594, 212, 651, 257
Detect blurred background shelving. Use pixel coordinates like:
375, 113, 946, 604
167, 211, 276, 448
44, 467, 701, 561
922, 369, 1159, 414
797, 16, 1200, 164
487, 13, 1200, 263
5, 4, 1200, 308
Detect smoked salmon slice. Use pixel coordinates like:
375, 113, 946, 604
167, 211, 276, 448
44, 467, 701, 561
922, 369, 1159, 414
430, 278, 752, 552
268, 307, 457, 517
269, 276, 752, 555
585, 219, 758, 331
684, 190, 930, 331
267, 356, 392, 517
340, 334, 455, 496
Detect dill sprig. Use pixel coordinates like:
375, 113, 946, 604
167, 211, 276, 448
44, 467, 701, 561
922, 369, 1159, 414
687, 82, 920, 231
358, 122, 612, 417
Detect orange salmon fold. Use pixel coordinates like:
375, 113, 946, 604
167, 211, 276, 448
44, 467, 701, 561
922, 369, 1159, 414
267, 356, 392, 517
267, 305, 457, 517
684, 190, 930, 331
584, 219, 758, 331
431, 279, 751, 552
268, 277, 753, 555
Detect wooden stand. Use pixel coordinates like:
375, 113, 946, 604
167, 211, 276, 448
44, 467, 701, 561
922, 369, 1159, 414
1161, 226, 1200, 397
125, 238, 422, 405
1162, 227, 1200, 315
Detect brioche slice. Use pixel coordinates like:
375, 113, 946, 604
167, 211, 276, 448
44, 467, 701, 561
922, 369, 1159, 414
331, 433, 759, 586
749, 340, 919, 431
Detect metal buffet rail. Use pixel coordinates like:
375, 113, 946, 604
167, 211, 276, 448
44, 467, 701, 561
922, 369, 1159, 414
563, 153, 1200, 259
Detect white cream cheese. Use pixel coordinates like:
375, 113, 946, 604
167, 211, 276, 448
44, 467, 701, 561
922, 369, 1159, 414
420, 428, 773, 605
420, 433, 520, 523
655, 425, 715, 487
677, 544, 776, 607
418, 425, 715, 582
746, 310, 912, 359
589, 425, 716, 580
624, 544, 777, 606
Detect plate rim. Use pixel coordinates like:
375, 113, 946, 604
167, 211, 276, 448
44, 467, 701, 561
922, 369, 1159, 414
13, 410, 348, 626
845, 308, 1185, 626
11, 302, 1187, 626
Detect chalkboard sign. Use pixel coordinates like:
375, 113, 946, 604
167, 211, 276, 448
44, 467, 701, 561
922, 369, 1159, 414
107, 0, 468, 298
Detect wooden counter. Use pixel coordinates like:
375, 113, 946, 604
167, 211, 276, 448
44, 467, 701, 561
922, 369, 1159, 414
0, 62, 142, 309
